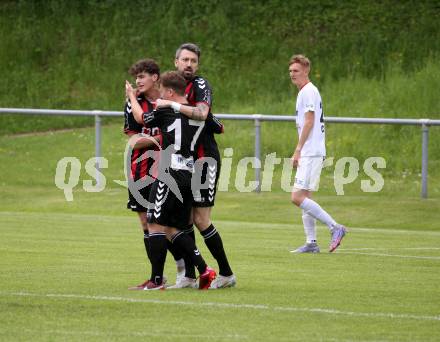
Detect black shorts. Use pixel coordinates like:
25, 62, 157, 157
192, 157, 220, 207
147, 179, 193, 229
126, 182, 152, 212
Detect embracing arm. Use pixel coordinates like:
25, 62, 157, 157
156, 99, 209, 121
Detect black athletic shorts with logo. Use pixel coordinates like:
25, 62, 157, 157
127, 183, 153, 212
192, 157, 221, 207
147, 179, 193, 230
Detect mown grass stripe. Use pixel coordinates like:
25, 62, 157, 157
2, 211, 440, 236
3, 291, 439, 322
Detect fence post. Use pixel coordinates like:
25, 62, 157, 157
421, 121, 429, 199
94, 113, 102, 187
254, 115, 262, 192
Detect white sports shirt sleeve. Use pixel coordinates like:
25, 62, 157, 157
295, 82, 326, 157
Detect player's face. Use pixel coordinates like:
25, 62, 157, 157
175, 49, 199, 80
289, 63, 308, 88
136, 72, 157, 94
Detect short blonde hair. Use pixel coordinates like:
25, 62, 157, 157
289, 54, 311, 70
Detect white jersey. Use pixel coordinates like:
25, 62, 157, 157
295, 82, 326, 157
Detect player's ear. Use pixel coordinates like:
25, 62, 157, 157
174, 58, 179, 68
305, 66, 311, 75
152, 74, 159, 82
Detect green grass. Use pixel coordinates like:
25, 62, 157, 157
1, 2, 439, 338
1, 190, 440, 341
1, 1, 439, 131
1, 1, 439, 177
2, 119, 440, 195
2, 60, 440, 174
1, 123, 440, 341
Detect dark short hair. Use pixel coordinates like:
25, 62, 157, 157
175, 43, 201, 60
129, 59, 160, 77
160, 71, 186, 96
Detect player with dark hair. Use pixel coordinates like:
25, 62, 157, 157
124, 59, 186, 290
156, 43, 235, 289
126, 71, 217, 290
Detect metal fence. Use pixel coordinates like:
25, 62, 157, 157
1, 107, 440, 198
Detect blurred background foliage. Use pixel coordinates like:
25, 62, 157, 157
0, 0, 439, 175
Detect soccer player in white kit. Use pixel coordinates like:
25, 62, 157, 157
289, 55, 347, 253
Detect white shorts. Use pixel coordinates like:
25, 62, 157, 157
293, 156, 324, 191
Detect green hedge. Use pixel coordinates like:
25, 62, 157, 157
0, 0, 439, 174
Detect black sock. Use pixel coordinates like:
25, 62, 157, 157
166, 239, 183, 261
148, 232, 167, 285
183, 224, 196, 278
185, 224, 196, 241
201, 224, 233, 277
182, 254, 196, 279
171, 231, 207, 275
143, 230, 153, 263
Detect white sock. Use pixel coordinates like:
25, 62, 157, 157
302, 210, 317, 243
300, 198, 337, 231
175, 258, 185, 269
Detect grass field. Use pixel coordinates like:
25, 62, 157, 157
1, 190, 440, 341
1, 127, 440, 341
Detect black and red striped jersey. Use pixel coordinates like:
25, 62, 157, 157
185, 76, 212, 108
123, 95, 160, 181
185, 76, 223, 161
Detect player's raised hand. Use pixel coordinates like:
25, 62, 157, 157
125, 80, 136, 98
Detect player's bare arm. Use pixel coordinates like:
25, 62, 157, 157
190, 102, 209, 120
125, 80, 144, 124
169, 102, 208, 120
155, 99, 173, 109
291, 111, 314, 167
156, 99, 209, 121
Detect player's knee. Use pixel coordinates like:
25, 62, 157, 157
291, 190, 303, 206
166, 228, 178, 241
194, 216, 209, 230
193, 211, 210, 231
148, 223, 164, 234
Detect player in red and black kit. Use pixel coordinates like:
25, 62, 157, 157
124, 62, 158, 214
156, 43, 236, 289
127, 71, 217, 290
124, 59, 186, 290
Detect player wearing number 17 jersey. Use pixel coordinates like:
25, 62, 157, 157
289, 54, 347, 254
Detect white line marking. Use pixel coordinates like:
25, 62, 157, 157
217, 219, 440, 236
351, 227, 440, 236
2, 291, 439, 322
340, 247, 440, 251
337, 251, 440, 260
